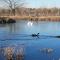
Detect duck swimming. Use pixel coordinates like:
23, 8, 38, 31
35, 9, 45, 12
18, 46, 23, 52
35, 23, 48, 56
32, 33, 39, 37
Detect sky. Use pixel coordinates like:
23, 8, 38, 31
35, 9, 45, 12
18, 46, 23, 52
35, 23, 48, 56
25, 0, 60, 8
0, 0, 60, 8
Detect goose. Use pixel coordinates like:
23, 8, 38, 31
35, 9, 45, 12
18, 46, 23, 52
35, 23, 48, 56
32, 33, 39, 37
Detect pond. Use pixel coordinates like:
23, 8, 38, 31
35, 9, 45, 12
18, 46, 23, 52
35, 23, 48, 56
0, 20, 60, 60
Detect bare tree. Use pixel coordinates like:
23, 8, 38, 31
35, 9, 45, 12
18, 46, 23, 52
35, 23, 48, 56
1, 0, 25, 16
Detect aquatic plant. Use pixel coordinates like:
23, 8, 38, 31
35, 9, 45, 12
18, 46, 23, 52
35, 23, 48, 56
4, 47, 15, 60
1, 44, 25, 60
40, 48, 54, 54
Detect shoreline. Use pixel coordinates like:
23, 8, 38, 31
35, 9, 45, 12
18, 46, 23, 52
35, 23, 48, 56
0, 16, 60, 21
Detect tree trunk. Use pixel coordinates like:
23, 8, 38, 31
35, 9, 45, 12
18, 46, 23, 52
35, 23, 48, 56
12, 9, 15, 16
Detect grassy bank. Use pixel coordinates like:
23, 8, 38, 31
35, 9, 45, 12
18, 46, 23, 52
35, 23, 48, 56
0, 16, 60, 21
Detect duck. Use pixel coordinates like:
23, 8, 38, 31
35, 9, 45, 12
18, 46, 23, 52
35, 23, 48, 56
32, 33, 39, 37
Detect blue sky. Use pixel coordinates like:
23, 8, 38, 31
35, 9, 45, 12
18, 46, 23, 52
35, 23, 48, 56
25, 0, 60, 8
0, 0, 60, 8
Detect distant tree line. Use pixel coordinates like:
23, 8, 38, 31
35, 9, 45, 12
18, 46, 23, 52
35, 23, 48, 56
0, 0, 25, 16
0, 7, 60, 16
0, 0, 60, 17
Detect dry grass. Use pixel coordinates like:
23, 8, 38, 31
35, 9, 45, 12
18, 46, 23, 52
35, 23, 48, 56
0, 16, 60, 21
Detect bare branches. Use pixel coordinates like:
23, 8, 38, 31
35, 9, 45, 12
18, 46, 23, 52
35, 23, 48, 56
1, 0, 25, 16
2, 0, 10, 4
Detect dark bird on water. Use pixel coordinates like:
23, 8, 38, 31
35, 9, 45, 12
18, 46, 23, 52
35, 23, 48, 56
55, 36, 60, 38
31, 33, 39, 37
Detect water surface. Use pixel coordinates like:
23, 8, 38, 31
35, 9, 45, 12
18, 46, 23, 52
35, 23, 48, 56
0, 20, 60, 60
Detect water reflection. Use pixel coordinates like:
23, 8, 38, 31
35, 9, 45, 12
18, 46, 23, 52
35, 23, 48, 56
27, 21, 33, 27
8, 23, 16, 33
0, 20, 60, 35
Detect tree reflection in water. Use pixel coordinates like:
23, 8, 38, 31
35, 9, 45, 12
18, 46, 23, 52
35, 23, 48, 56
0, 44, 25, 60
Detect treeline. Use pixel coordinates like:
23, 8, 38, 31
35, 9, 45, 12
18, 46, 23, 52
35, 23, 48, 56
0, 7, 60, 16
